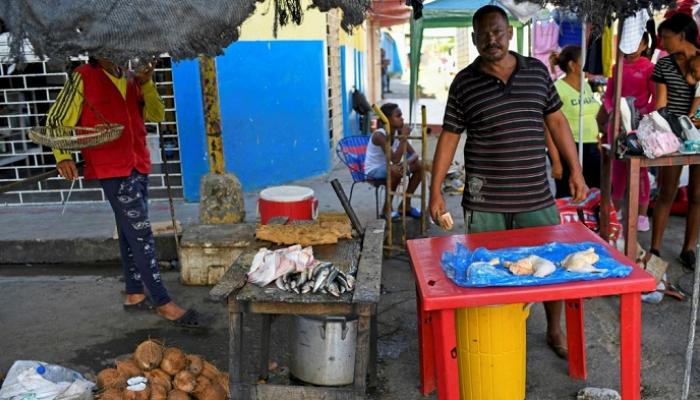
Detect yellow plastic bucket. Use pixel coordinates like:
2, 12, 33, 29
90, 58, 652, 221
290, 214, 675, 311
455, 303, 530, 400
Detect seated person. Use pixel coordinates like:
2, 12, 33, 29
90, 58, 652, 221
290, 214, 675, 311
365, 103, 424, 219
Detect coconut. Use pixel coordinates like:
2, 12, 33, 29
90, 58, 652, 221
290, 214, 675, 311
150, 384, 168, 400
200, 383, 226, 400
134, 340, 164, 371
125, 384, 151, 400
144, 369, 172, 392
215, 373, 229, 397
191, 376, 211, 399
98, 388, 124, 400
160, 347, 187, 376
167, 389, 190, 400
200, 362, 220, 381
97, 368, 127, 390
185, 355, 203, 377
117, 358, 143, 379
173, 370, 196, 393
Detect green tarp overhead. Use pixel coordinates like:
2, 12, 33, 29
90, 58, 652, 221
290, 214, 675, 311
408, 0, 524, 123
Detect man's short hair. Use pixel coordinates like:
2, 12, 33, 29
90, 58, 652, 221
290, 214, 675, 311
472, 5, 508, 28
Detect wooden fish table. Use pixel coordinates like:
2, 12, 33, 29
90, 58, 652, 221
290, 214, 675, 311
210, 219, 385, 399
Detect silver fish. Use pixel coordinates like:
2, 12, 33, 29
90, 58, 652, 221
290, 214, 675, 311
292, 286, 300, 294
339, 284, 347, 294
326, 267, 339, 286
301, 282, 313, 294
336, 274, 349, 290
345, 275, 356, 290
328, 282, 340, 297
275, 277, 286, 291
290, 280, 297, 289
313, 268, 330, 293
297, 270, 308, 286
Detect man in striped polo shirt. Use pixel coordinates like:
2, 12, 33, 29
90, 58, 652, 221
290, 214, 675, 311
429, 5, 587, 359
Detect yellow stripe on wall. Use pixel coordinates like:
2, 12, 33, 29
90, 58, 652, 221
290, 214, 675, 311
239, 0, 326, 40
340, 22, 367, 51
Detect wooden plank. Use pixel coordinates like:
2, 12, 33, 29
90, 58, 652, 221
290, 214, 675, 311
228, 300, 244, 399
352, 219, 385, 305
353, 313, 371, 395
635, 153, 700, 168
209, 251, 256, 301
253, 383, 357, 400
259, 315, 272, 381
248, 301, 354, 315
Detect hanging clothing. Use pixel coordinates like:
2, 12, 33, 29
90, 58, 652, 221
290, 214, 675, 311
602, 25, 614, 77
554, 79, 600, 143
584, 34, 603, 75
554, 10, 583, 47
533, 20, 560, 77
619, 9, 650, 55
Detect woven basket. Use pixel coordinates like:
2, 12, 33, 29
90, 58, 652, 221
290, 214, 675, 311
28, 124, 124, 150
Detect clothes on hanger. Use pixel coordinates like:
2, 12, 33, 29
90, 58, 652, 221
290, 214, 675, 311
553, 9, 582, 47
533, 20, 560, 77
602, 24, 614, 77
584, 33, 603, 75
619, 9, 650, 55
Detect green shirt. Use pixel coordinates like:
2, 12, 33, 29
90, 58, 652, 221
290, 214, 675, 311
554, 79, 600, 143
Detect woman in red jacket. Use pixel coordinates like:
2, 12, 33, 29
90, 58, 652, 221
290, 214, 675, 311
49, 58, 205, 329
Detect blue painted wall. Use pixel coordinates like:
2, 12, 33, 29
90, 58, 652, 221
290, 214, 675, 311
173, 40, 330, 201
171, 59, 207, 201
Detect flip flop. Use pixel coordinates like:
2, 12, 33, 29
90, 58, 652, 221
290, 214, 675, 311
546, 336, 568, 359
123, 298, 154, 312
379, 211, 401, 220
170, 309, 209, 330
405, 206, 422, 219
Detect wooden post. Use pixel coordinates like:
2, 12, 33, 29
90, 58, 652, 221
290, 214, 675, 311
199, 55, 225, 175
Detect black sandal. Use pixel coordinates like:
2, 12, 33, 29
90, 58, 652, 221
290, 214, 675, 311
123, 298, 154, 312
171, 309, 209, 330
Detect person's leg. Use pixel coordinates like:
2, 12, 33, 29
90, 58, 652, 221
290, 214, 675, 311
102, 176, 145, 304
398, 157, 424, 212
582, 143, 601, 190
611, 159, 628, 212
463, 210, 507, 234
555, 158, 572, 198
650, 165, 683, 253
513, 204, 566, 357
638, 167, 650, 216
682, 165, 700, 257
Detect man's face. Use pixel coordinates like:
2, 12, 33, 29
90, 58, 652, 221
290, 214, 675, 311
472, 12, 512, 62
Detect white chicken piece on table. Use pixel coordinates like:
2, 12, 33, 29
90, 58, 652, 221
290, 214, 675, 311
504, 255, 556, 277
561, 248, 605, 273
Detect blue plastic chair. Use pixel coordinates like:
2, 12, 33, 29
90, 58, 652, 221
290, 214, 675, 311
335, 135, 385, 218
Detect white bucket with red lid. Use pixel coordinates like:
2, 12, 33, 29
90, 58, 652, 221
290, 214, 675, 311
257, 185, 319, 224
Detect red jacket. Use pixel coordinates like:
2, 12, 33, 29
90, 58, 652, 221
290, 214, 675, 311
76, 64, 150, 180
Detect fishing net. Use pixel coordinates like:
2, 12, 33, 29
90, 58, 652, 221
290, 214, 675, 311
0, 0, 370, 65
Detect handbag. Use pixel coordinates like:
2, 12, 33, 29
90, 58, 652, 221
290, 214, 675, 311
637, 111, 681, 158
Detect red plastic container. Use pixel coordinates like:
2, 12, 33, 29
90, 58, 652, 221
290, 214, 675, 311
257, 186, 318, 224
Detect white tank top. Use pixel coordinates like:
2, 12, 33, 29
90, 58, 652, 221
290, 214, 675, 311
364, 128, 399, 174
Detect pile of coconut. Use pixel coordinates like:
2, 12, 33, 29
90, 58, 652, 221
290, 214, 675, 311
96, 339, 229, 400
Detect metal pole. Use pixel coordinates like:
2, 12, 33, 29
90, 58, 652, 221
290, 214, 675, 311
158, 123, 180, 255
330, 178, 364, 235
578, 21, 587, 166
420, 105, 427, 234
681, 241, 700, 400
373, 104, 392, 254
199, 55, 225, 175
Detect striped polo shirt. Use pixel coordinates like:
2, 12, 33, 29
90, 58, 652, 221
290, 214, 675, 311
442, 52, 562, 213
651, 54, 694, 117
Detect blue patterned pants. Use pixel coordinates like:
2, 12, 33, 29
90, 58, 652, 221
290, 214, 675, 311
100, 170, 171, 306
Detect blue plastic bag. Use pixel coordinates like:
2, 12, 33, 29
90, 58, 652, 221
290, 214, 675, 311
441, 241, 633, 287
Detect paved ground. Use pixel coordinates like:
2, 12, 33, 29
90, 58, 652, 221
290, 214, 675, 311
3, 82, 700, 398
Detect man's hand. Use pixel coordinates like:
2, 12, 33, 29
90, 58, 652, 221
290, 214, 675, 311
57, 160, 78, 181
568, 171, 588, 202
551, 161, 563, 180
429, 192, 447, 226
390, 164, 404, 176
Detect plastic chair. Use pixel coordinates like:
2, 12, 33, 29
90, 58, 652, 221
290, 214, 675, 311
335, 135, 385, 218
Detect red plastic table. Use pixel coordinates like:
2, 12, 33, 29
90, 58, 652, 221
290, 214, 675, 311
407, 223, 656, 400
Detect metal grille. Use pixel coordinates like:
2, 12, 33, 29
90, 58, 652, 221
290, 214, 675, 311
326, 10, 344, 151
0, 55, 183, 205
